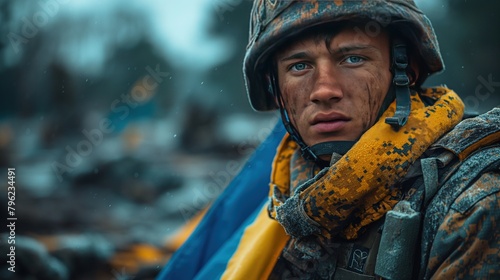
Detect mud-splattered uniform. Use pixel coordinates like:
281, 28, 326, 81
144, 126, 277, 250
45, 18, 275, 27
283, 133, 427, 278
268, 104, 500, 280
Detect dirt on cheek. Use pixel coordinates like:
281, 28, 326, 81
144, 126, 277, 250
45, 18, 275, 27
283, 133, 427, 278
361, 106, 373, 131
370, 95, 382, 121
367, 78, 387, 125
282, 82, 307, 126
287, 98, 301, 128
361, 85, 378, 131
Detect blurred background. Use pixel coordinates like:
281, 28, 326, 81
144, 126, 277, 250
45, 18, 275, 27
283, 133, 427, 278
0, 0, 499, 279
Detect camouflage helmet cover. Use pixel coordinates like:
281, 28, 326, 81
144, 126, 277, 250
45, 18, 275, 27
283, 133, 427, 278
243, 0, 444, 111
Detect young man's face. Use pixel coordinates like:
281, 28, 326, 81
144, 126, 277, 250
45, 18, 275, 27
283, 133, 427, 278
275, 25, 392, 147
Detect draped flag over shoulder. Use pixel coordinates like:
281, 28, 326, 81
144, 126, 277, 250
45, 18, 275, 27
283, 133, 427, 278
157, 121, 286, 280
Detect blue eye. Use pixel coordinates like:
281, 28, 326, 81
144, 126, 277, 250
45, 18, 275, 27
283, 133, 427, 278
344, 56, 364, 64
291, 63, 307, 71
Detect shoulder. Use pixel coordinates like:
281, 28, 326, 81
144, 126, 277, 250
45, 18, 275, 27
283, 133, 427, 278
418, 108, 500, 278
432, 107, 500, 161
423, 107, 500, 221
426, 171, 500, 279
451, 171, 500, 215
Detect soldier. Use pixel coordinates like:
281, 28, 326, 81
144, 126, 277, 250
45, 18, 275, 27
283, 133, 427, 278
159, 1, 500, 279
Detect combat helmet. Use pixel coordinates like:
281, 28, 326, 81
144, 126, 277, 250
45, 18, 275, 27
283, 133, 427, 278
244, 0, 443, 111
243, 0, 444, 162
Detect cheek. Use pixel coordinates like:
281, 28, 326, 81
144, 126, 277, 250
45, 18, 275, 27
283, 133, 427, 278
360, 74, 390, 129
358, 98, 374, 131
281, 80, 308, 120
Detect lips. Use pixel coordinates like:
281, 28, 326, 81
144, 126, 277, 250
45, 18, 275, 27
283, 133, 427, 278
310, 112, 350, 133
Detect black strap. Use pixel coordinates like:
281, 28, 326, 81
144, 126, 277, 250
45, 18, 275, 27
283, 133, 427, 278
310, 141, 356, 157
385, 40, 411, 129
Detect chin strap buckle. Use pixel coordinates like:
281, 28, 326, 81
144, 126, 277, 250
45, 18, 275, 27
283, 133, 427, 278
386, 40, 411, 130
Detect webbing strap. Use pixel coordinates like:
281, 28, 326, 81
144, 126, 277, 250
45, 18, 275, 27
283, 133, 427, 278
421, 157, 439, 206
385, 40, 411, 129
310, 141, 356, 157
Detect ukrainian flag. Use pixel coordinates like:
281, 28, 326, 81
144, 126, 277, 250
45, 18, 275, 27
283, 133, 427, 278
157, 122, 287, 280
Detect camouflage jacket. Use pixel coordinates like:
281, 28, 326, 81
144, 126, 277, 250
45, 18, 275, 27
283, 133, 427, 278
410, 107, 500, 280
270, 108, 500, 280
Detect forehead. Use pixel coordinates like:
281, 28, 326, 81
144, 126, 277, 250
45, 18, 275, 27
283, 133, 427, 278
275, 23, 390, 58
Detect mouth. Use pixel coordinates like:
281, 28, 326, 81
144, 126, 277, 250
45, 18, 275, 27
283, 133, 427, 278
310, 112, 351, 133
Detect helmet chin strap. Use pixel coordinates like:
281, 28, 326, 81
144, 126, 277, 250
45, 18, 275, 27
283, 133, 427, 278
385, 39, 411, 129
268, 40, 411, 165
270, 73, 321, 163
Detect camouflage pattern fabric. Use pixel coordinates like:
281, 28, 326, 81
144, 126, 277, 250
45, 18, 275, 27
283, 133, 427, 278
268, 105, 499, 279
418, 107, 500, 279
425, 171, 500, 279
270, 145, 500, 280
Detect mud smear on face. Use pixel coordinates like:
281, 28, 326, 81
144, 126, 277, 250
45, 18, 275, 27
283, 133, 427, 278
362, 80, 385, 134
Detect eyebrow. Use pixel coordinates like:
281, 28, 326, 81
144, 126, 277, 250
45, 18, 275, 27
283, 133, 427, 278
279, 44, 377, 62
336, 45, 378, 56
279, 52, 310, 62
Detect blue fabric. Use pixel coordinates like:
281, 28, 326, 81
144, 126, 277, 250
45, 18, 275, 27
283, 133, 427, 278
157, 121, 285, 280
194, 199, 268, 280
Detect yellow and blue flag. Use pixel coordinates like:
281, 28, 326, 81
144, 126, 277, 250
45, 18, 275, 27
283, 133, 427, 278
157, 122, 286, 280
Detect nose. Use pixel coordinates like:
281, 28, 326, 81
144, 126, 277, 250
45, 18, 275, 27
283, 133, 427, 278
309, 62, 343, 104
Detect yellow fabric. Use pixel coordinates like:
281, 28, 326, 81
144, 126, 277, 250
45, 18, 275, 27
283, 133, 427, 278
221, 204, 290, 280
223, 87, 464, 279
